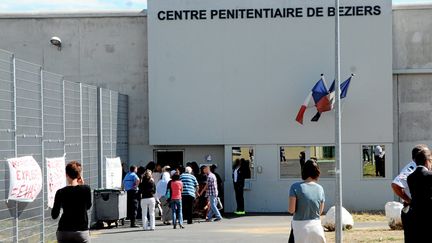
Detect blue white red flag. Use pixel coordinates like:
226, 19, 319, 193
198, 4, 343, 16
296, 74, 353, 124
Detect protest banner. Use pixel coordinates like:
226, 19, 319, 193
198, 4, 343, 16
7, 156, 42, 202
46, 156, 66, 208
106, 157, 122, 189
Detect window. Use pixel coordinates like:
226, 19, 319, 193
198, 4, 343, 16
232, 147, 254, 179
280, 146, 335, 179
362, 145, 386, 178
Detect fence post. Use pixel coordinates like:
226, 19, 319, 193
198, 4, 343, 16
40, 67, 45, 242
11, 54, 18, 243
62, 79, 66, 160
80, 83, 83, 164
109, 91, 113, 158
97, 88, 103, 188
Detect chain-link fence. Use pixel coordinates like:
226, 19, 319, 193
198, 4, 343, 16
0, 48, 129, 243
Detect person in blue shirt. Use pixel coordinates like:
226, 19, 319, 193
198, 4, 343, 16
288, 160, 326, 243
123, 165, 140, 227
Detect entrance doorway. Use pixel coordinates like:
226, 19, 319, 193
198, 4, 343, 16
154, 150, 184, 169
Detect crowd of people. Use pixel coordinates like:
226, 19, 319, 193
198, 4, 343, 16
49, 152, 352, 243
122, 161, 225, 231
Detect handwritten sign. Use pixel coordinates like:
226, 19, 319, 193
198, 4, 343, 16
106, 157, 122, 189
46, 156, 66, 208
7, 156, 42, 202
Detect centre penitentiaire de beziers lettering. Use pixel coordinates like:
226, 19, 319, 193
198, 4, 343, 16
157, 6, 381, 21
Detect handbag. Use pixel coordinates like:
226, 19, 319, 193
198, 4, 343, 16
165, 181, 172, 202
217, 197, 223, 210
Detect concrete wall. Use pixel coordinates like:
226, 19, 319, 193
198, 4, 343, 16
392, 5, 432, 172
223, 144, 394, 212
0, 12, 149, 165
148, 0, 394, 146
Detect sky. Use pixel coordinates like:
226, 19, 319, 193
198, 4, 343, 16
0, 0, 430, 12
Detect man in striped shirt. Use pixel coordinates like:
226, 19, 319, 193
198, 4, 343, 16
180, 166, 199, 224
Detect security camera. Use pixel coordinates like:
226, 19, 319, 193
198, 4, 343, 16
50, 36, 62, 50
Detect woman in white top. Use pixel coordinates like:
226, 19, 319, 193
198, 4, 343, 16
156, 167, 172, 224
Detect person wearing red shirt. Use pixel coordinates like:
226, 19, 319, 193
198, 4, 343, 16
169, 173, 184, 229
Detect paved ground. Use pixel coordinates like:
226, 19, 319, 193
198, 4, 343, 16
90, 215, 389, 243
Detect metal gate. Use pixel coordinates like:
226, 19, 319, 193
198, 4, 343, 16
98, 89, 128, 188
0, 48, 129, 243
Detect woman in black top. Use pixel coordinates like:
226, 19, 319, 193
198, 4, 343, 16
52, 161, 92, 243
232, 159, 251, 215
139, 169, 156, 231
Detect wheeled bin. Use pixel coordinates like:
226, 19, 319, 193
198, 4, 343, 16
94, 189, 127, 227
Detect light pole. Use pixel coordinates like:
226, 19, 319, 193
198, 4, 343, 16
334, 0, 343, 242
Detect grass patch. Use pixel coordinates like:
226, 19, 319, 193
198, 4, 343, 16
325, 229, 403, 243
352, 211, 386, 222
324, 212, 403, 242
363, 163, 377, 177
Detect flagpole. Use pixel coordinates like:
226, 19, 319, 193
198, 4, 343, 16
334, 0, 343, 242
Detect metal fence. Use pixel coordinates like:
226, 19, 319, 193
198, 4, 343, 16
0, 48, 129, 243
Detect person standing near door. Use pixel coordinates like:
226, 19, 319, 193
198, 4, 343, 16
233, 159, 250, 215
123, 165, 140, 227
199, 165, 223, 222
156, 166, 172, 225
169, 173, 185, 229
180, 166, 199, 224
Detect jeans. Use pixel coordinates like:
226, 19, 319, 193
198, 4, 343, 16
56, 230, 90, 243
182, 195, 195, 224
171, 199, 183, 226
207, 195, 222, 220
141, 198, 156, 230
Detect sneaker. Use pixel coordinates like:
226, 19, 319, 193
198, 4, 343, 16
205, 219, 213, 222
214, 218, 222, 222
234, 211, 241, 215
239, 211, 246, 215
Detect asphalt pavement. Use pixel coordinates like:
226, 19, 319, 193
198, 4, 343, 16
90, 214, 388, 243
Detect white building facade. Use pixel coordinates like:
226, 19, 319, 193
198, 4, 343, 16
0, 0, 431, 212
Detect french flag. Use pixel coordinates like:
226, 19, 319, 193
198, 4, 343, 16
296, 75, 330, 125
296, 74, 353, 124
